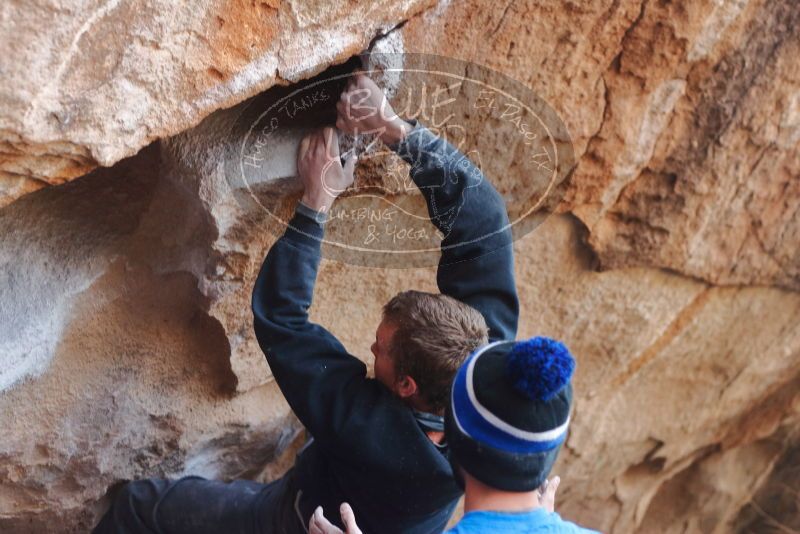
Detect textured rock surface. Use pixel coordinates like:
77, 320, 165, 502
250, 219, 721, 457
569, 0, 800, 291
0, 0, 436, 207
1, 0, 799, 532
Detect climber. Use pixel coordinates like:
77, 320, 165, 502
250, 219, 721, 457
92, 71, 519, 534
308, 337, 599, 534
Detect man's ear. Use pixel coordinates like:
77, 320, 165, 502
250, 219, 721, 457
395, 374, 418, 399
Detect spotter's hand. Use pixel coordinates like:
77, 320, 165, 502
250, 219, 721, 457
308, 503, 363, 534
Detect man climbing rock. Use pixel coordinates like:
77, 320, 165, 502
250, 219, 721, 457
92, 71, 519, 534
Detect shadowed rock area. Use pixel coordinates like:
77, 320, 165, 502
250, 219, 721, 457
1, 0, 799, 532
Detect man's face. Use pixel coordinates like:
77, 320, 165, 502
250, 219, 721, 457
372, 318, 399, 391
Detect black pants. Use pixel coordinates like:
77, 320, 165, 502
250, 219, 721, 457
92, 471, 306, 534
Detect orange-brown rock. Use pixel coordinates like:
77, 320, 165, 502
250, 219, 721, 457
0, 0, 437, 208
1, 0, 798, 532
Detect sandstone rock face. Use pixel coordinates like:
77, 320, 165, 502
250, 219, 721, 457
1, 0, 799, 532
570, 0, 800, 291
0, 0, 436, 207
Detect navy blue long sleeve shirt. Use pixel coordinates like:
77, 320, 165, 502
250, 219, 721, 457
251, 119, 519, 534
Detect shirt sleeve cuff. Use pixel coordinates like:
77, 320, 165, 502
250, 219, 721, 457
385, 118, 443, 161
283, 201, 326, 249
385, 118, 420, 152
296, 199, 329, 225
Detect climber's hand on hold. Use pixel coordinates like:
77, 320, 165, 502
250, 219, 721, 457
336, 71, 410, 146
297, 126, 356, 213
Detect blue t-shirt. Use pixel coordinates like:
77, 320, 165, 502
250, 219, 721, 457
446, 508, 600, 533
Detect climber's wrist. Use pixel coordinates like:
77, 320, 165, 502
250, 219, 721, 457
380, 117, 410, 147
300, 190, 336, 214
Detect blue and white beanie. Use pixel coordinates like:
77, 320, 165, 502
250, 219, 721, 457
444, 336, 575, 491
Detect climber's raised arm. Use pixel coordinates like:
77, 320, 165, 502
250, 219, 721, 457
251, 127, 365, 447
337, 73, 519, 342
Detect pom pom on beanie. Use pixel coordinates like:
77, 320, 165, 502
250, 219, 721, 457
506, 336, 575, 402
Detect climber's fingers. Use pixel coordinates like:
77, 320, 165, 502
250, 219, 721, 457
305, 128, 320, 158
342, 69, 369, 99
297, 133, 313, 178
322, 126, 340, 160
350, 69, 368, 87
336, 99, 347, 126
337, 90, 355, 123
300, 133, 312, 156
346, 72, 358, 91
